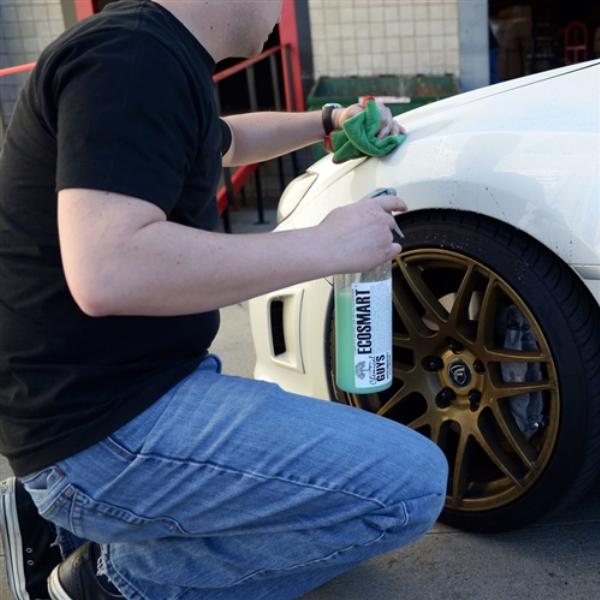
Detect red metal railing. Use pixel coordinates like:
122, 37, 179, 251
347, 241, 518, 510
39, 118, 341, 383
74, 0, 96, 21
0, 63, 36, 78
213, 46, 284, 218
213, 43, 301, 219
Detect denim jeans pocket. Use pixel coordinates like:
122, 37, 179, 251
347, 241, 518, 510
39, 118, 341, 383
20, 465, 63, 489
69, 486, 185, 544
21, 466, 73, 521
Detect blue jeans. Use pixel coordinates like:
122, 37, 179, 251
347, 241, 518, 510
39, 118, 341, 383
21, 354, 448, 599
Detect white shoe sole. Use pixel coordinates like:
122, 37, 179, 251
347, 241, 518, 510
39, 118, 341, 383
0, 477, 30, 600
47, 564, 72, 600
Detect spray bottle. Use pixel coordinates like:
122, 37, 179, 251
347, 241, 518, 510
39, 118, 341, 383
334, 188, 404, 394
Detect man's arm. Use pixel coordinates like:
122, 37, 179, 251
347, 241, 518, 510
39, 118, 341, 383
222, 111, 323, 167
58, 189, 406, 317
222, 104, 404, 167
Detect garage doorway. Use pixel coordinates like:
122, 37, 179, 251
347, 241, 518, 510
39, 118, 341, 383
489, 0, 600, 82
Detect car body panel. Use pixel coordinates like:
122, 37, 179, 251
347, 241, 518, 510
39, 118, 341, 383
249, 278, 333, 399
250, 60, 600, 394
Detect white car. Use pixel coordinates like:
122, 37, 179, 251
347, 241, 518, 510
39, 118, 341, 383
248, 60, 600, 531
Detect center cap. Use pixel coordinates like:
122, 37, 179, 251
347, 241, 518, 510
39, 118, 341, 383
448, 360, 472, 388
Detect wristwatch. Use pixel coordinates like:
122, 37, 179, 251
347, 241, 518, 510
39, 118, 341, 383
321, 102, 342, 135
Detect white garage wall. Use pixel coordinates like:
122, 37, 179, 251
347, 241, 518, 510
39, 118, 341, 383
309, 0, 461, 78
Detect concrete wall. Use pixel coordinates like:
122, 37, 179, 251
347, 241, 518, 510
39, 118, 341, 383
0, 0, 65, 131
308, 0, 460, 79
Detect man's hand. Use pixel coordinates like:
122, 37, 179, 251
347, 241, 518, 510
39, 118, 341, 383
316, 193, 408, 274
333, 102, 406, 139
221, 104, 405, 167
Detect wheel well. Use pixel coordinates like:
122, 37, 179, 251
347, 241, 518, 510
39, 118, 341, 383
397, 207, 594, 294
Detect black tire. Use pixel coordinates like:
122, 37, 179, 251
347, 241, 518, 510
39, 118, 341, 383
327, 210, 600, 532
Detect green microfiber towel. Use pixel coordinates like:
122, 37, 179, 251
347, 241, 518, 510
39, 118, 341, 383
329, 99, 406, 164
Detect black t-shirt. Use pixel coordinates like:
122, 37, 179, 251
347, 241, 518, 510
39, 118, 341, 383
0, 0, 232, 476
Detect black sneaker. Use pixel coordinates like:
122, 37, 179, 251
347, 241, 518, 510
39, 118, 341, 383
1, 476, 62, 600
47, 543, 123, 600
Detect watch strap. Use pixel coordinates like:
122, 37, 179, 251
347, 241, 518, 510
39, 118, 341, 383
321, 103, 340, 136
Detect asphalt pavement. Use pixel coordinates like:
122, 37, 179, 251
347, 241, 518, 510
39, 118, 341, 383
2, 204, 600, 599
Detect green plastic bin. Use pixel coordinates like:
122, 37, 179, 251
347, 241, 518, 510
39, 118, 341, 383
307, 74, 460, 159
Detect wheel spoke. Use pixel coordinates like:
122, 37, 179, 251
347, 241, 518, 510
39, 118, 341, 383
451, 431, 471, 503
393, 333, 410, 345
429, 416, 443, 445
449, 263, 476, 327
473, 428, 525, 487
405, 412, 446, 446
393, 362, 413, 376
490, 402, 538, 470
398, 261, 449, 325
347, 394, 360, 408
483, 348, 547, 363
377, 386, 414, 417
406, 413, 430, 431
476, 276, 498, 347
392, 276, 431, 337
492, 380, 552, 398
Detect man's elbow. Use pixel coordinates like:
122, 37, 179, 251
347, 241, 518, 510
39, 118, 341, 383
221, 148, 238, 168
65, 272, 119, 318
70, 287, 113, 318
221, 122, 238, 167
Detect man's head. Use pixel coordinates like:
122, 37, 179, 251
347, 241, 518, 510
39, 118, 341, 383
154, 0, 282, 62
226, 0, 282, 57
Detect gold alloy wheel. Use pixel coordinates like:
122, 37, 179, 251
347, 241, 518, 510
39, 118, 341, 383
338, 249, 560, 512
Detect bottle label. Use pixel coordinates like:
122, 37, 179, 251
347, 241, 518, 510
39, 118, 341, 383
351, 279, 392, 389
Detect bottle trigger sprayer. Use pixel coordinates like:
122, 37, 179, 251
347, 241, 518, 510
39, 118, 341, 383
334, 187, 404, 394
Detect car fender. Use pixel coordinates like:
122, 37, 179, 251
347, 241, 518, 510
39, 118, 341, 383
283, 62, 600, 268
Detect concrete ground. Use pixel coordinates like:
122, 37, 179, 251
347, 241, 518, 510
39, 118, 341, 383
2, 187, 600, 599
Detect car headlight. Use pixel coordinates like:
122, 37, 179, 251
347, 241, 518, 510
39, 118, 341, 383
277, 172, 318, 224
